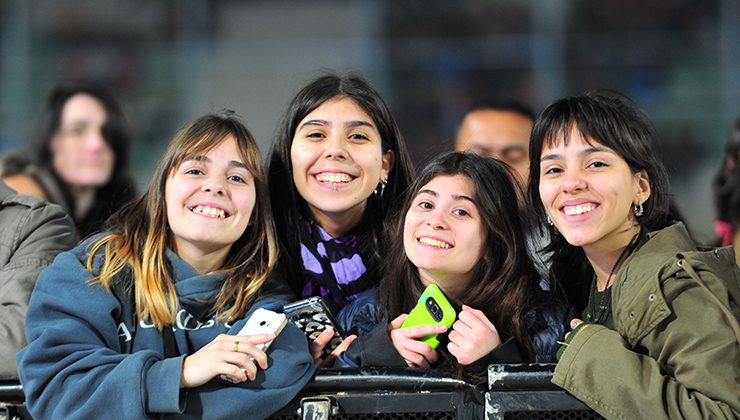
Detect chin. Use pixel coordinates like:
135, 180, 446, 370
560, 232, 595, 247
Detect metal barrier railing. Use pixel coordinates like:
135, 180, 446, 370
0, 364, 603, 420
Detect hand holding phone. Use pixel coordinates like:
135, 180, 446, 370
400, 284, 456, 349
235, 308, 288, 352
220, 308, 287, 383
284, 297, 345, 358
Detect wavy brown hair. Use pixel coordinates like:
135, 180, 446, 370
86, 111, 277, 329
379, 152, 538, 365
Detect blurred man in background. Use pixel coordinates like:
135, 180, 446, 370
454, 99, 535, 191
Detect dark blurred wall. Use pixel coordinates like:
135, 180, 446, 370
0, 0, 738, 241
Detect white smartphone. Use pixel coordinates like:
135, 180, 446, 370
220, 308, 288, 383
235, 308, 288, 352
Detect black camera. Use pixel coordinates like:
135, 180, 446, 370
425, 297, 443, 322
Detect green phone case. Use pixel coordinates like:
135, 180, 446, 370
400, 284, 457, 349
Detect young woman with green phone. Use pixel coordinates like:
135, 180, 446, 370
336, 152, 570, 379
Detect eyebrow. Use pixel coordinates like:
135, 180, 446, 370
540, 146, 614, 162
417, 189, 476, 204
185, 155, 249, 170
298, 119, 375, 131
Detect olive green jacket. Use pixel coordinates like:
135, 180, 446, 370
0, 181, 77, 379
553, 223, 740, 419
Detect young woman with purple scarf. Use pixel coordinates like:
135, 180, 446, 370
267, 73, 415, 365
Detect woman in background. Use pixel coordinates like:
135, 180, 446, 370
0, 81, 136, 238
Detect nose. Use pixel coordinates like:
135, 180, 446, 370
203, 176, 226, 196
84, 129, 108, 153
323, 134, 347, 160
426, 209, 449, 230
561, 168, 587, 194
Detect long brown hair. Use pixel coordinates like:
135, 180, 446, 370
380, 152, 538, 365
87, 110, 277, 329
268, 73, 415, 296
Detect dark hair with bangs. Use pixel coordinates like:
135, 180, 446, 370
380, 151, 539, 366
267, 72, 415, 296
527, 92, 674, 310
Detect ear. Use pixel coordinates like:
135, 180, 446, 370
633, 170, 651, 205
381, 149, 395, 181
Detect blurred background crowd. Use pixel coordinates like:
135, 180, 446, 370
0, 0, 738, 243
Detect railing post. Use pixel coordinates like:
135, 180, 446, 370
298, 396, 335, 420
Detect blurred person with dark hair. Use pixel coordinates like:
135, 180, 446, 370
0, 179, 76, 379
454, 98, 535, 190
713, 116, 740, 261
0, 81, 136, 238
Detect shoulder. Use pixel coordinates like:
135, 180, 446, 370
336, 288, 381, 336
625, 223, 734, 282
0, 183, 76, 250
30, 240, 120, 315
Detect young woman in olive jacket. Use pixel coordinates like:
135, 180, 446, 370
528, 92, 740, 419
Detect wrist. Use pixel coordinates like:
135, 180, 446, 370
556, 323, 590, 361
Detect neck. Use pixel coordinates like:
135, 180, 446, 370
174, 243, 230, 274
70, 186, 96, 220
417, 269, 471, 300
584, 225, 640, 291
309, 203, 366, 238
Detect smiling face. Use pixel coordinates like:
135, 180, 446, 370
50, 93, 115, 189
538, 130, 650, 255
290, 96, 394, 237
403, 174, 486, 297
165, 136, 256, 270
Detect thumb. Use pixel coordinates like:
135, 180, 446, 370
390, 313, 408, 329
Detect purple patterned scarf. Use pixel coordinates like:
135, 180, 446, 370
299, 219, 377, 311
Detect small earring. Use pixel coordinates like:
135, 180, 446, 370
546, 216, 554, 226
373, 178, 388, 199
633, 202, 644, 217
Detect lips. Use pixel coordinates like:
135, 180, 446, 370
189, 204, 230, 219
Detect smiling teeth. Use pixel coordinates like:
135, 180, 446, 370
418, 237, 451, 249
564, 204, 595, 216
316, 173, 352, 183
192, 205, 226, 219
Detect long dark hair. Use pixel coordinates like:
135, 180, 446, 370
267, 73, 415, 295
380, 151, 539, 364
29, 81, 136, 238
89, 111, 277, 328
527, 92, 674, 310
